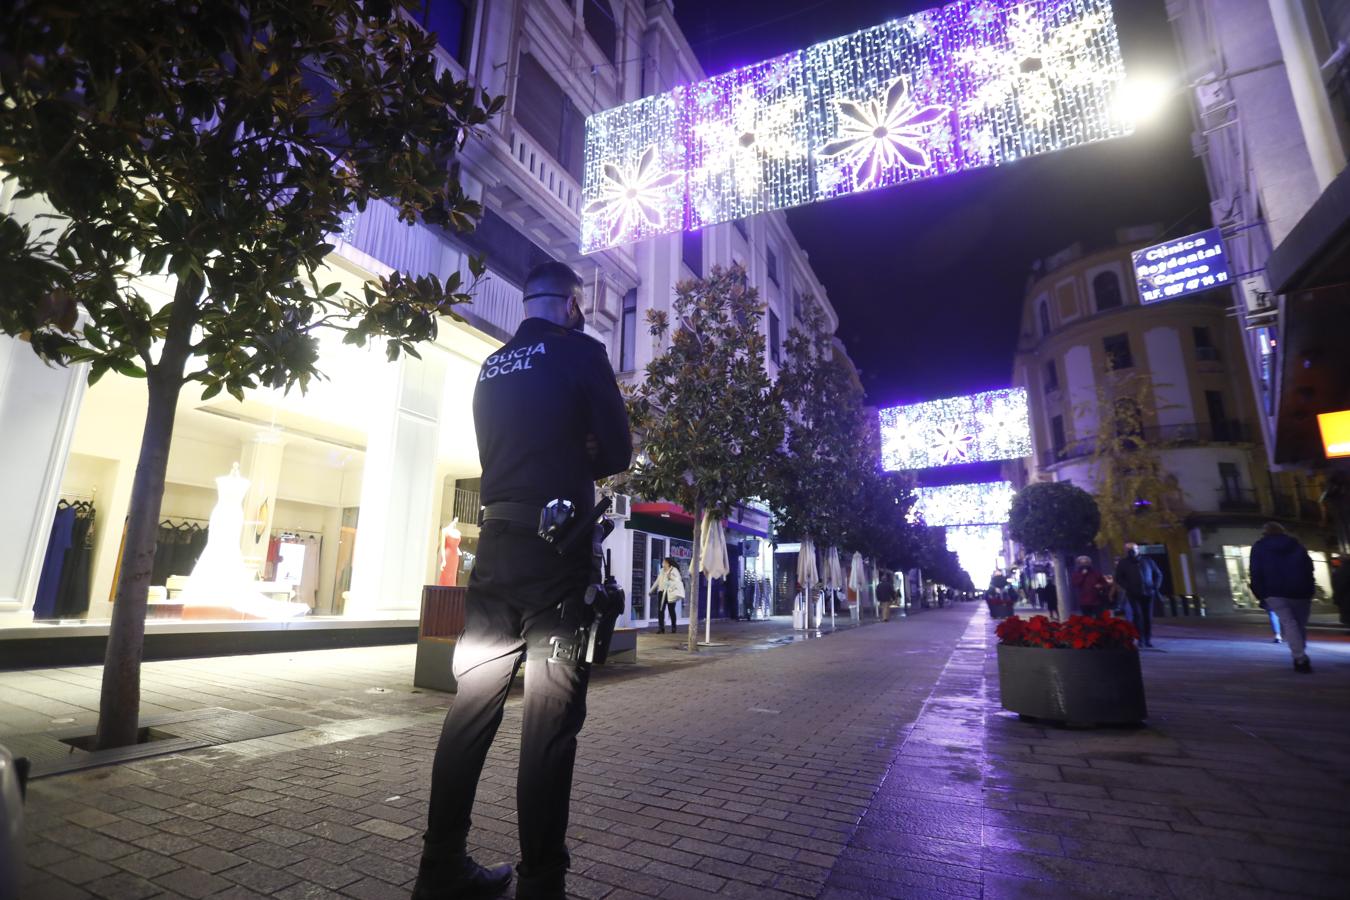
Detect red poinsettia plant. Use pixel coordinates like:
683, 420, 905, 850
996, 613, 1139, 651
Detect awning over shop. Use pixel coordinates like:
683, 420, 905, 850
1262, 163, 1350, 465
631, 502, 770, 539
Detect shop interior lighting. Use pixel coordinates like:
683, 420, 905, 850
581, 0, 1131, 253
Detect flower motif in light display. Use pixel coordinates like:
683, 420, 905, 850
583, 146, 684, 246
913, 482, 1016, 527
581, 0, 1131, 253
879, 388, 1032, 471
817, 78, 950, 189
686, 53, 812, 229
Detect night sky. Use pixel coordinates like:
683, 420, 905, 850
671, 0, 1213, 408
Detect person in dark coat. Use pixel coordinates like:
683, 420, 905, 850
1249, 522, 1316, 673
1072, 555, 1110, 617
1114, 542, 1161, 647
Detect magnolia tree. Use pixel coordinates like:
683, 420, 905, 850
771, 305, 868, 571
1009, 481, 1101, 614
625, 264, 785, 652
0, 0, 502, 748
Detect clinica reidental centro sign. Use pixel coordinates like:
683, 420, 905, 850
1131, 227, 1231, 304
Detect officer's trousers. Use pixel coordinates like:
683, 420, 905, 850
424, 520, 592, 880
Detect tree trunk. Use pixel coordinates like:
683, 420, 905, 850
95, 280, 199, 750
688, 497, 701, 654
1052, 552, 1072, 620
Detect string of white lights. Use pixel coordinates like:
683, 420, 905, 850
879, 387, 1031, 471
581, 0, 1132, 253
912, 481, 1017, 527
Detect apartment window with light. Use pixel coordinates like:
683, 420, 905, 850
766, 244, 779, 286
769, 309, 781, 364
1044, 359, 1059, 393
1193, 325, 1219, 361
682, 230, 702, 276
618, 289, 637, 372
416, 0, 473, 64
1103, 333, 1133, 369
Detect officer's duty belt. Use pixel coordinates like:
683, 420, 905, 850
480, 502, 542, 529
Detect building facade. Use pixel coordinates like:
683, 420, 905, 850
1166, 0, 1350, 502
0, 0, 845, 634
1005, 230, 1335, 614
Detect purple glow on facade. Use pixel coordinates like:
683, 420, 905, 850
582, 0, 1131, 253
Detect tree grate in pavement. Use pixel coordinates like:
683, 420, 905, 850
8, 706, 301, 778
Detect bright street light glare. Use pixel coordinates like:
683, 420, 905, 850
1117, 74, 1174, 124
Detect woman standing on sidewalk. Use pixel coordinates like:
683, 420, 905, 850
649, 557, 685, 634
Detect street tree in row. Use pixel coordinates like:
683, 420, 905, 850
0, 0, 502, 748
624, 264, 785, 653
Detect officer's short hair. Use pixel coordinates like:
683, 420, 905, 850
523, 261, 582, 303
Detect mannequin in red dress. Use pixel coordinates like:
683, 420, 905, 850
438, 518, 462, 587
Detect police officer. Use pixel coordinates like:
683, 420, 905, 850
413, 262, 631, 900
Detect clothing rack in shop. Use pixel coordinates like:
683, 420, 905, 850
60, 488, 97, 502
160, 515, 210, 524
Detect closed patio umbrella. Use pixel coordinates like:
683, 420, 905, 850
849, 551, 867, 623
795, 536, 818, 630
700, 512, 729, 645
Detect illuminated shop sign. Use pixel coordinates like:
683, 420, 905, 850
581, 0, 1132, 253
1318, 409, 1350, 459
879, 388, 1031, 471
1131, 227, 1231, 304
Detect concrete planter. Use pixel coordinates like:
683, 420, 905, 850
997, 644, 1147, 725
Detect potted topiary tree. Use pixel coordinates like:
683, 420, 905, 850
1002, 482, 1146, 725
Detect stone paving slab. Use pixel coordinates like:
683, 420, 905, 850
11, 604, 1350, 899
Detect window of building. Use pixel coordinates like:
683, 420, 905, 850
1103, 333, 1133, 369
1193, 325, 1219, 361
1218, 462, 1243, 503
416, 1, 473, 64
1092, 270, 1123, 311
583, 0, 617, 64
682, 230, 702, 276
1050, 415, 1067, 457
1114, 398, 1143, 441
766, 244, 779, 286
514, 53, 586, 182
1038, 300, 1051, 337
792, 290, 803, 321
1205, 390, 1232, 441
1044, 359, 1059, 393
769, 309, 781, 364
734, 218, 748, 241
618, 289, 637, 372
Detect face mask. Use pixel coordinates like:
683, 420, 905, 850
1126, 548, 1137, 558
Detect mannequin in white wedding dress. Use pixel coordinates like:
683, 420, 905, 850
180, 463, 308, 618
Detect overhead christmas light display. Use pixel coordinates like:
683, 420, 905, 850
581, 0, 1131, 253
879, 388, 1030, 471
912, 481, 1017, 527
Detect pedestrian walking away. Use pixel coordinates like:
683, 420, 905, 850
1114, 542, 1160, 647
1249, 522, 1317, 674
414, 262, 632, 900
648, 556, 684, 634
1071, 555, 1110, 617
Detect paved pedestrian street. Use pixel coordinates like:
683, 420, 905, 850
9, 605, 1349, 899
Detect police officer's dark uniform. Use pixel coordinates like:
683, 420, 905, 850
414, 263, 631, 900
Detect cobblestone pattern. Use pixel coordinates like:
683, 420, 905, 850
18, 611, 973, 899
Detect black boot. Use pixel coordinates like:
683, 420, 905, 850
412, 853, 512, 899
515, 864, 566, 900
